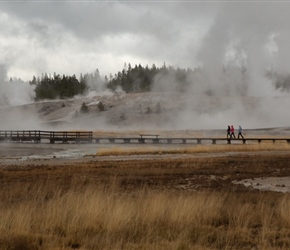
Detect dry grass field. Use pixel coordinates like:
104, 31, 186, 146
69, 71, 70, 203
1, 139, 290, 249
2, 86, 290, 249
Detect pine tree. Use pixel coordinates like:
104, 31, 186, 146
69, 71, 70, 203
97, 101, 105, 111
80, 102, 88, 113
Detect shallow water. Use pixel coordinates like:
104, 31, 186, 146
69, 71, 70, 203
233, 177, 290, 193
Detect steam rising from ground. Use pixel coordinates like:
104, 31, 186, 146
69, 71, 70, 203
0, 81, 35, 106
0, 64, 35, 106
1, 2, 290, 130
149, 2, 290, 130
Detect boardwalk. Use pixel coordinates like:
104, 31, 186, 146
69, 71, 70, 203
0, 130, 290, 145
0, 130, 93, 144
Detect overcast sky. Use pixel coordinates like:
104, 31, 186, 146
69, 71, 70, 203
0, 0, 288, 83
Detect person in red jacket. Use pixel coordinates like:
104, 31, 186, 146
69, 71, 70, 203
230, 125, 236, 139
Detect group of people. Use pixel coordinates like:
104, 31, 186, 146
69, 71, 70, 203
227, 125, 244, 139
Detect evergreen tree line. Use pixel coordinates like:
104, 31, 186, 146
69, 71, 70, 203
31, 72, 99, 100
30, 63, 251, 100
106, 63, 193, 93
30, 63, 196, 100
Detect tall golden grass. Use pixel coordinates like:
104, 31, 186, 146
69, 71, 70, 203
1, 180, 290, 249
96, 142, 290, 156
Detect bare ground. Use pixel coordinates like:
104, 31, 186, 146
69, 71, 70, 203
1, 142, 290, 193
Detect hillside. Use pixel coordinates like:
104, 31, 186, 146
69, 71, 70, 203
0, 92, 290, 133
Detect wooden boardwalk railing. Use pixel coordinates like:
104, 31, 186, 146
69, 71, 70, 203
0, 130, 93, 143
0, 130, 290, 144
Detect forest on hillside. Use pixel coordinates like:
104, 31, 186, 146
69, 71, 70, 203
29, 62, 290, 101
30, 63, 195, 100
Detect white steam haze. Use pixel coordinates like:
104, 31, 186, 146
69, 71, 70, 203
1, 1, 290, 130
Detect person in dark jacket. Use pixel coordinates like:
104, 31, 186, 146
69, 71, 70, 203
227, 125, 231, 138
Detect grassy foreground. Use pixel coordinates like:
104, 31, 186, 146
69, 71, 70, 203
1, 180, 290, 250
1, 139, 290, 249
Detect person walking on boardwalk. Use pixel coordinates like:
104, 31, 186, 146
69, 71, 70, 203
238, 125, 244, 139
230, 125, 236, 139
227, 125, 231, 138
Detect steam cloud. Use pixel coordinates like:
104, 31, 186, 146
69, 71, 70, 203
1, 2, 290, 130
0, 64, 35, 106
150, 2, 290, 129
